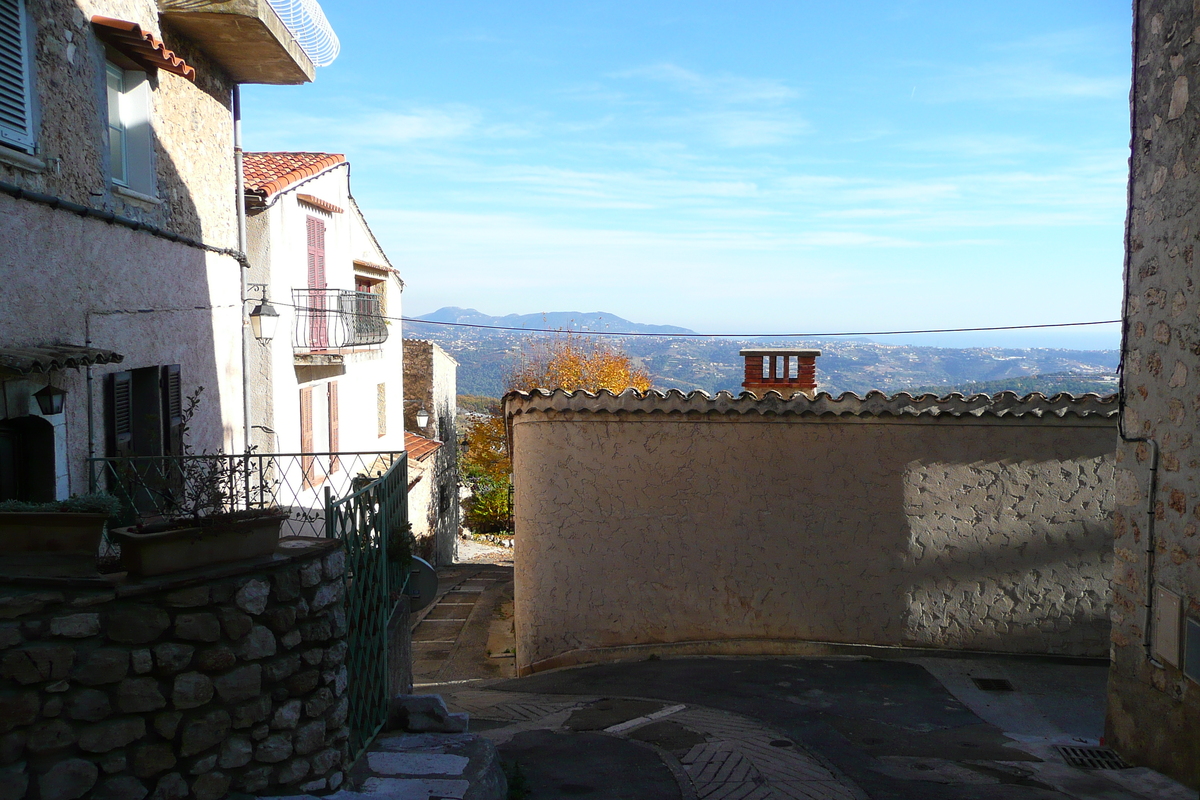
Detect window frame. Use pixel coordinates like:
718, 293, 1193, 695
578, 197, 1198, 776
0, 0, 36, 153
105, 61, 128, 186
103, 57, 154, 195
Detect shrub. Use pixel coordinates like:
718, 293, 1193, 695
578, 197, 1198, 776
0, 493, 123, 522
463, 478, 512, 534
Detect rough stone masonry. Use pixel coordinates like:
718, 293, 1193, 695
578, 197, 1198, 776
0, 540, 350, 800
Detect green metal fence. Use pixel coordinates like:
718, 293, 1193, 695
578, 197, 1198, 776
326, 455, 409, 759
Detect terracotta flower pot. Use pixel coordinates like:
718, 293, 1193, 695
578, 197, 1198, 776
0, 512, 109, 555
111, 508, 288, 576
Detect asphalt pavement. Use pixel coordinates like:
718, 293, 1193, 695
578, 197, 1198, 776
410, 545, 1194, 800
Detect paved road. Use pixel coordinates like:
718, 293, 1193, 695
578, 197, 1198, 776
409, 555, 1192, 800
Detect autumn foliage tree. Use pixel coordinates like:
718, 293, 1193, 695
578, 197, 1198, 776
505, 331, 652, 394
460, 332, 651, 535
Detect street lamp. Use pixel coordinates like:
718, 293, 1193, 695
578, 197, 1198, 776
415, 407, 430, 430
34, 385, 66, 416
249, 300, 281, 342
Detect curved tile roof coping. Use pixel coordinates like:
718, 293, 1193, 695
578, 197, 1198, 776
504, 388, 1119, 420
92, 17, 197, 81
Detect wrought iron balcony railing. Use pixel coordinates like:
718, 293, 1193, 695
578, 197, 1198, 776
293, 289, 388, 350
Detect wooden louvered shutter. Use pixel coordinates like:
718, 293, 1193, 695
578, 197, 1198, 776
306, 216, 328, 348
161, 365, 183, 456
300, 386, 314, 488
0, 0, 34, 151
306, 216, 326, 289
327, 381, 339, 473
106, 372, 133, 457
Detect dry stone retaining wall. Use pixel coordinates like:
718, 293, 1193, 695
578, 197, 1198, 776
0, 541, 350, 800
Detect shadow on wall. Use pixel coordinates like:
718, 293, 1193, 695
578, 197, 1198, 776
512, 416, 1117, 669
61, 137, 233, 488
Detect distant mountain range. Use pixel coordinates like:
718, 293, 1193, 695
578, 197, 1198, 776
415, 307, 692, 335
406, 308, 1120, 399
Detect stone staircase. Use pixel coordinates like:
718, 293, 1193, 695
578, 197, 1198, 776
260, 695, 506, 800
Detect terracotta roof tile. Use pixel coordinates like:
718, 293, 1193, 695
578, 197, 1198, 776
405, 432, 443, 462
505, 388, 1120, 420
92, 17, 196, 81
242, 152, 346, 203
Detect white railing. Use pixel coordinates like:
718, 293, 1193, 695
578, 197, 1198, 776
266, 0, 340, 66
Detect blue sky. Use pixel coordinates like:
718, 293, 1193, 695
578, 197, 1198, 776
243, 1, 1132, 349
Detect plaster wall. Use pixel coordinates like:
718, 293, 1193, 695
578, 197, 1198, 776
510, 404, 1117, 674
1108, 0, 1200, 787
0, 192, 243, 495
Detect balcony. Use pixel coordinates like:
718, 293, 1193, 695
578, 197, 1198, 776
293, 289, 388, 359
158, 0, 316, 84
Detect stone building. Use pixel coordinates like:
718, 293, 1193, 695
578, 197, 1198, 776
402, 339, 459, 566
0, 0, 327, 499
1107, 0, 1200, 787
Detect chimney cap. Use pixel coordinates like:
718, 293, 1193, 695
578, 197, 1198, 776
739, 348, 821, 357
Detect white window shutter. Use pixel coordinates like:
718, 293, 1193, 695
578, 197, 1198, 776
0, 0, 34, 151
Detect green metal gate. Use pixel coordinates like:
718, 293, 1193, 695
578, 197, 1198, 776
326, 456, 409, 759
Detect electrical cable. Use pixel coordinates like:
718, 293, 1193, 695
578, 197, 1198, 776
268, 296, 1120, 339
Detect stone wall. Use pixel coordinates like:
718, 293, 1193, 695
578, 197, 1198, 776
2, 0, 238, 246
1109, 0, 1200, 788
402, 340, 460, 566
0, 541, 351, 800
507, 390, 1118, 675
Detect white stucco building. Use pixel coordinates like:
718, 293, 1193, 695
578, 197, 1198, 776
242, 153, 406, 485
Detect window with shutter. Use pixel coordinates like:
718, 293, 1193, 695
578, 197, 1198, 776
300, 386, 315, 488
161, 365, 183, 456
306, 216, 328, 348
107, 372, 134, 457
0, 0, 34, 152
327, 381, 339, 473
377, 383, 386, 437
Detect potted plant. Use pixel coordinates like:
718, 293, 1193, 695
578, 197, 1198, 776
0, 493, 123, 578
0, 493, 123, 555
108, 387, 289, 576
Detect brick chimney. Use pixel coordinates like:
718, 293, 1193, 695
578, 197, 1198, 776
740, 348, 821, 397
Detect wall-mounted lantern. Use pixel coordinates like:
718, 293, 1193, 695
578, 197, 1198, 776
415, 407, 430, 430
34, 385, 66, 416
249, 300, 281, 342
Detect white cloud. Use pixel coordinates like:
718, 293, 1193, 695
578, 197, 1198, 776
610, 63, 800, 104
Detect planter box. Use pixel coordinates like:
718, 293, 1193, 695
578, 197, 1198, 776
0, 512, 108, 555
112, 509, 288, 576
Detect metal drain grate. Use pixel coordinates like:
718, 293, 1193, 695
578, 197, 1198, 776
971, 678, 1014, 692
1055, 746, 1129, 770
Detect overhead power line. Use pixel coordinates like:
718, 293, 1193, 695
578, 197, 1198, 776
265, 296, 1120, 338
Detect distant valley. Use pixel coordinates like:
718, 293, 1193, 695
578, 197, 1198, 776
405, 308, 1120, 400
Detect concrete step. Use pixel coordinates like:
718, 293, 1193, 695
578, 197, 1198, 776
258, 730, 506, 800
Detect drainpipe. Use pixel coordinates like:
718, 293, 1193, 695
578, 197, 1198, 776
85, 310, 95, 492
234, 84, 250, 455
1117, 4, 1162, 665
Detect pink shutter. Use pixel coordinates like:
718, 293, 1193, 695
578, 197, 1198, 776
300, 387, 314, 488
307, 216, 328, 348
328, 381, 339, 474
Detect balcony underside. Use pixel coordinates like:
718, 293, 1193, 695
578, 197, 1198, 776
159, 0, 314, 84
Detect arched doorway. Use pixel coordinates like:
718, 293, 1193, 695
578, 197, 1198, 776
0, 416, 56, 502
